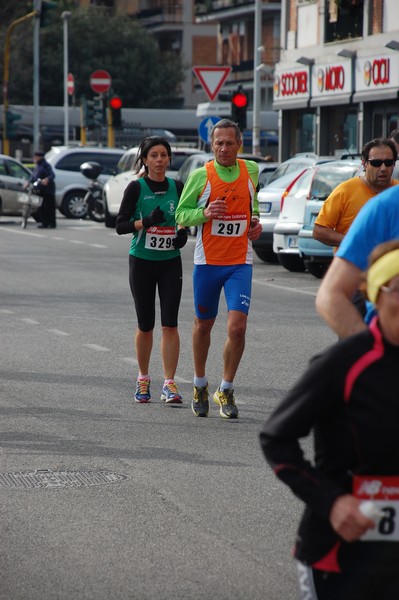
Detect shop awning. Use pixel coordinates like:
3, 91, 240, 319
310, 93, 352, 107
272, 99, 310, 110
353, 89, 399, 103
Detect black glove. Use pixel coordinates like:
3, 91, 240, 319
142, 206, 165, 229
172, 228, 188, 249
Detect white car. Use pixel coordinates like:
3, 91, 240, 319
45, 146, 125, 219
0, 154, 32, 216
273, 160, 361, 272
103, 146, 205, 228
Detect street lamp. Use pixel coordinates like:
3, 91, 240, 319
296, 56, 315, 66
337, 48, 357, 58
385, 40, 399, 51
62, 11, 71, 146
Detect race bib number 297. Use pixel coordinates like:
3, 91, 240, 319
211, 213, 247, 237
354, 476, 399, 542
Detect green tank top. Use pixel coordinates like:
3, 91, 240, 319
129, 177, 181, 261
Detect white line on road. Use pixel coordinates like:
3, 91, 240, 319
0, 309, 14, 314
20, 318, 40, 324
69, 240, 85, 245
89, 243, 108, 248
1, 228, 45, 238
83, 344, 111, 352
252, 277, 318, 297
47, 329, 71, 336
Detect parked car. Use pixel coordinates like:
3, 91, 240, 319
45, 146, 125, 219
273, 159, 362, 273
253, 154, 337, 263
103, 146, 205, 228
0, 154, 32, 216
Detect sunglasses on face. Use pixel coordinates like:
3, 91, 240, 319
367, 159, 395, 167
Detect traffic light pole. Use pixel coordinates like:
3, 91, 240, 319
107, 106, 115, 148
3, 9, 38, 155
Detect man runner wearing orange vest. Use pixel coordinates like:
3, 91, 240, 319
175, 119, 262, 419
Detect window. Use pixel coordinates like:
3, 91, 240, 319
325, 0, 363, 43
6, 159, 30, 180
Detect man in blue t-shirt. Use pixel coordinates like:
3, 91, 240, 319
316, 185, 399, 337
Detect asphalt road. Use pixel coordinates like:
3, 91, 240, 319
0, 216, 336, 600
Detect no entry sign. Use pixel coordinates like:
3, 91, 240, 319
90, 70, 111, 94
67, 73, 74, 96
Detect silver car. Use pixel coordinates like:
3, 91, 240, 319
253, 154, 335, 263
0, 154, 31, 216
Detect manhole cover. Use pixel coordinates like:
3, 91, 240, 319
0, 469, 130, 489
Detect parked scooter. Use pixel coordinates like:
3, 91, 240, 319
80, 161, 105, 223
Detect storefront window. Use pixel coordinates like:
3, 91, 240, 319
287, 111, 316, 156
372, 109, 399, 139
329, 108, 358, 154
325, 0, 363, 43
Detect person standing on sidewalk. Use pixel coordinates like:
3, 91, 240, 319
116, 136, 187, 404
175, 119, 262, 419
28, 150, 56, 229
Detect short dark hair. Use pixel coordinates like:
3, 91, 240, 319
133, 136, 172, 175
361, 137, 397, 162
210, 118, 242, 144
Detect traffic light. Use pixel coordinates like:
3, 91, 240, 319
82, 96, 105, 129
231, 86, 248, 131
5, 110, 22, 140
39, 1, 57, 27
109, 96, 122, 129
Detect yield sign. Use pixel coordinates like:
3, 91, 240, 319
193, 66, 232, 101
90, 69, 112, 94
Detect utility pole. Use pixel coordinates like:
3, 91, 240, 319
62, 11, 72, 146
33, 0, 42, 150
252, 0, 262, 156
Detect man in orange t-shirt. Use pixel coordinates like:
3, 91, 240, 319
314, 138, 398, 251
314, 138, 398, 317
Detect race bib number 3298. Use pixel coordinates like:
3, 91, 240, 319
145, 226, 176, 250
353, 475, 399, 542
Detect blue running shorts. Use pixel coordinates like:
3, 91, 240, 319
193, 264, 252, 320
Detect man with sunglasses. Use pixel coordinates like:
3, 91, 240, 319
313, 138, 398, 318
315, 138, 399, 338
314, 138, 397, 252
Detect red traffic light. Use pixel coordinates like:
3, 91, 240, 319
231, 92, 248, 108
109, 96, 122, 110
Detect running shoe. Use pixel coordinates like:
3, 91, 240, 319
160, 381, 182, 404
134, 378, 151, 403
213, 388, 238, 419
191, 385, 209, 417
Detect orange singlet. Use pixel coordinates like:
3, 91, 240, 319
194, 159, 256, 266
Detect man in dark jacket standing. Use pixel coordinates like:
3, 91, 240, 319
29, 150, 56, 229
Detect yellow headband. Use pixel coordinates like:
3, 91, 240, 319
367, 249, 399, 304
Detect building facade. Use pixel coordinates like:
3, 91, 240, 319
274, 0, 399, 160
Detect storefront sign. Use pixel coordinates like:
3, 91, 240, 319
356, 54, 399, 93
273, 67, 310, 107
314, 63, 350, 95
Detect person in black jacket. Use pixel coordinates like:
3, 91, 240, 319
28, 150, 56, 228
260, 239, 399, 600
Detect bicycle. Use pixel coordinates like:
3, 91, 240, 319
18, 181, 43, 229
